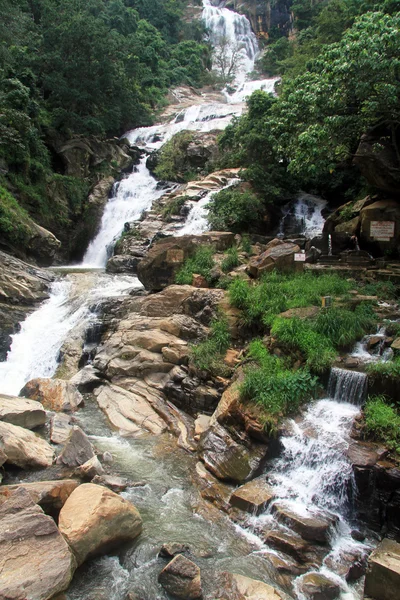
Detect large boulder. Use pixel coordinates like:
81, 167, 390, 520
354, 132, 400, 196
0, 480, 79, 513
0, 421, 54, 469
20, 378, 83, 412
158, 554, 202, 600
272, 503, 336, 543
0, 489, 76, 599
58, 483, 142, 565
360, 199, 400, 252
216, 572, 284, 600
0, 393, 47, 429
95, 383, 168, 437
230, 478, 275, 515
247, 240, 300, 277
198, 423, 267, 484
137, 232, 235, 291
364, 538, 400, 600
297, 573, 340, 600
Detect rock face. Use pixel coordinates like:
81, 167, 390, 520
217, 572, 283, 600
364, 538, 400, 600
360, 199, 400, 251
198, 423, 267, 483
0, 489, 76, 599
354, 132, 400, 196
20, 378, 83, 412
158, 554, 202, 600
0, 250, 53, 360
137, 232, 235, 291
58, 483, 142, 565
0, 393, 47, 429
247, 240, 301, 277
228, 0, 293, 41
0, 421, 54, 468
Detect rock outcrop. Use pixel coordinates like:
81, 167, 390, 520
0, 489, 76, 599
0, 250, 53, 360
247, 239, 301, 277
158, 554, 202, 600
0, 393, 47, 429
216, 572, 284, 600
58, 483, 142, 565
0, 480, 79, 514
56, 426, 95, 468
0, 420, 54, 469
364, 538, 400, 600
21, 378, 83, 412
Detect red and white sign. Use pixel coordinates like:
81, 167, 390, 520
370, 221, 395, 241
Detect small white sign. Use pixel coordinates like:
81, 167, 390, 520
294, 253, 306, 262
370, 221, 395, 239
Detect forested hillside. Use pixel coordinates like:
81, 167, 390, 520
0, 0, 210, 260
211, 0, 400, 236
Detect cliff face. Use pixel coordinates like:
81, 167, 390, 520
225, 0, 293, 39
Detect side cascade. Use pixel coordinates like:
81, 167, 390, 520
327, 367, 368, 405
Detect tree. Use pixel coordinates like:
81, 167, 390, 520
212, 35, 245, 85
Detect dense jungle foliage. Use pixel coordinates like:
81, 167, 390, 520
0, 0, 210, 251
213, 0, 400, 231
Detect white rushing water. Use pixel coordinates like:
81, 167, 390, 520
279, 192, 328, 238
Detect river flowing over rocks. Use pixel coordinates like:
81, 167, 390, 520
1, 2, 400, 600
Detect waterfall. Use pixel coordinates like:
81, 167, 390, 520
327, 368, 367, 405
279, 193, 327, 238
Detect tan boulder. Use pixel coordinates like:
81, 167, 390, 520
0, 480, 79, 513
0, 421, 53, 468
20, 378, 83, 412
0, 489, 76, 599
216, 572, 283, 600
364, 538, 400, 600
248, 241, 300, 277
272, 503, 336, 543
58, 483, 142, 565
50, 413, 73, 445
0, 393, 47, 429
230, 478, 275, 515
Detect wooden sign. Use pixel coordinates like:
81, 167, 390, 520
370, 221, 394, 242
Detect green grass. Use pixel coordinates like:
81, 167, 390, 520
361, 280, 398, 299
241, 234, 252, 254
191, 317, 231, 377
364, 395, 400, 454
221, 246, 240, 273
161, 196, 187, 221
366, 356, 400, 379
0, 184, 31, 245
240, 340, 319, 429
175, 246, 215, 285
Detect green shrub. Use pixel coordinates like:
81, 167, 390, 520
241, 340, 319, 425
191, 317, 231, 376
241, 234, 252, 254
0, 185, 31, 245
221, 246, 240, 273
312, 304, 376, 348
162, 196, 187, 221
207, 187, 264, 233
364, 395, 400, 453
175, 246, 215, 285
154, 131, 195, 182
366, 357, 400, 379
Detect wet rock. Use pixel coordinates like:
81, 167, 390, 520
159, 543, 191, 558
0, 420, 54, 468
106, 254, 142, 273
56, 426, 95, 468
216, 572, 283, 600
272, 503, 336, 543
344, 356, 360, 368
0, 489, 76, 599
51, 412, 73, 445
69, 365, 102, 391
58, 483, 142, 566
230, 477, 275, 515
75, 455, 104, 479
91, 474, 128, 492
198, 423, 267, 484
247, 240, 300, 278
95, 383, 168, 436
347, 441, 387, 467
262, 529, 312, 563
158, 554, 202, 600
194, 414, 211, 440
0, 480, 79, 513
20, 377, 83, 412
298, 573, 340, 600
0, 393, 47, 429
351, 529, 366, 542
364, 538, 400, 600
194, 461, 233, 513
137, 232, 235, 291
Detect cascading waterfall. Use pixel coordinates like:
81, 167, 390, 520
279, 193, 327, 238
327, 368, 367, 405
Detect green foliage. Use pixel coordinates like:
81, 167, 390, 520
207, 187, 266, 233
175, 246, 215, 285
312, 304, 377, 348
361, 280, 398, 299
154, 131, 195, 182
161, 196, 187, 220
366, 357, 400, 380
364, 395, 400, 453
191, 317, 231, 376
0, 185, 31, 245
221, 246, 240, 273
241, 340, 319, 424
241, 234, 252, 254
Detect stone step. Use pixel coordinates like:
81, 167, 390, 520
229, 477, 275, 515
272, 503, 337, 543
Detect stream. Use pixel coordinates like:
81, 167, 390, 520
0, 2, 378, 599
